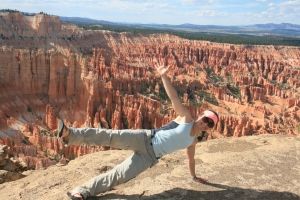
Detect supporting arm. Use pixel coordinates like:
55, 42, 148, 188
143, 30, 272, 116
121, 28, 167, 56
186, 138, 208, 183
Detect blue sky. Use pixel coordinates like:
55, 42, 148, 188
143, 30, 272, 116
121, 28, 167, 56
1, 0, 299, 25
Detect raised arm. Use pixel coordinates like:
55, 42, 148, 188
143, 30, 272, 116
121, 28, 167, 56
155, 62, 190, 117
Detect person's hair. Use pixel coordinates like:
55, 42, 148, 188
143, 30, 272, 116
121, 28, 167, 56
197, 131, 206, 142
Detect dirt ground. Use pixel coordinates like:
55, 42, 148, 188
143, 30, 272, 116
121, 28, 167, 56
1, 134, 299, 200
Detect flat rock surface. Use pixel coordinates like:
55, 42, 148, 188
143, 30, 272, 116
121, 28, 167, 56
1, 134, 300, 200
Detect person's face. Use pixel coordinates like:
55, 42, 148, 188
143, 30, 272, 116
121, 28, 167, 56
195, 115, 215, 131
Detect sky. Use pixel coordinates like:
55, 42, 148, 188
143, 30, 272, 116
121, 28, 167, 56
1, 0, 300, 25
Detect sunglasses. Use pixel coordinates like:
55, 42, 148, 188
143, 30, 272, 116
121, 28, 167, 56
202, 116, 215, 128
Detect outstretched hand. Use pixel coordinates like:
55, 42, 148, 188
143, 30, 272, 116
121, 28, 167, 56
154, 60, 170, 76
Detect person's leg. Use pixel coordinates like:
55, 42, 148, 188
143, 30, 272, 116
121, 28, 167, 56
68, 128, 147, 151
70, 152, 153, 198
58, 119, 149, 151
68, 130, 158, 198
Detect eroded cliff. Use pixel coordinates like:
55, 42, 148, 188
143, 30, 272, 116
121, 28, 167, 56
0, 12, 299, 177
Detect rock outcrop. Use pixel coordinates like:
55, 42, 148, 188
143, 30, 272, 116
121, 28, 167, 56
0, 145, 27, 184
1, 134, 300, 199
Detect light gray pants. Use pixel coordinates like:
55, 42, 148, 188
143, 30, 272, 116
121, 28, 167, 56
68, 128, 158, 199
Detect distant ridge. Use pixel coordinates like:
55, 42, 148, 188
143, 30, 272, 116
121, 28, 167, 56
58, 16, 300, 37
58, 16, 300, 29
59, 16, 117, 25
251, 23, 300, 29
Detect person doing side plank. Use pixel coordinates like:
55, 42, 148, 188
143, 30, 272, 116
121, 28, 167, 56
58, 62, 219, 200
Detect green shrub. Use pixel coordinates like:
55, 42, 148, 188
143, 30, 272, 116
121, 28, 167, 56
160, 108, 168, 115
270, 80, 291, 90
122, 118, 128, 129
158, 84, 170, 102
69, 152, 75, 160
27, 106, 32, 112
44, 150, 48, 157
139, 82, 150, 95
54, 154, 60, 162
58, 149, 63, 156
190, 100, 202, 107
195, 90, 219, 106
227, 84, 241, 100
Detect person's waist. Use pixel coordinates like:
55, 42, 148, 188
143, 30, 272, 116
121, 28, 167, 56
151, 129, 156, 138
150, 129, 160, 160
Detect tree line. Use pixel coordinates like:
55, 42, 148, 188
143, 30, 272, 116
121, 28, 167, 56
0, 9, 50, 16
74, 23, 300, 47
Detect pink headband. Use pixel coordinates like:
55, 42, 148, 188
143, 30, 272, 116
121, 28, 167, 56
204, 110, 218, 125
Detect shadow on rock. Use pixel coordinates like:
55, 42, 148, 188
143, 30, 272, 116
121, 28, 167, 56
87, 182, 300, 200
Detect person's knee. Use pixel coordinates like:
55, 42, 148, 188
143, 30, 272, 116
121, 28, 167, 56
114, 162, 139, 184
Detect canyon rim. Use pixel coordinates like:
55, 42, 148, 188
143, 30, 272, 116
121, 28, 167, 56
0, 11, 299, 199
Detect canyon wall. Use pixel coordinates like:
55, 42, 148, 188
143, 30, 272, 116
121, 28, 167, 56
0, 12, 299, 173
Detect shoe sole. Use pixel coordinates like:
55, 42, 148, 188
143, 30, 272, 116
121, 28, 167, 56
57, 120, 64, 138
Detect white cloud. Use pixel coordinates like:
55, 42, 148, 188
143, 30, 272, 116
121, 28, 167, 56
268, 1, 300, 10
180, 0, 217, 6
197, 9, 227, 17
158, 4, 169, 8
268, 3, 275, 7
268, 6, 276, 11
256, 0, 267, 2
267, 0, 300, 15
118, 0, 151, 2
248, 0, 300, 23
143, 3, 154, 8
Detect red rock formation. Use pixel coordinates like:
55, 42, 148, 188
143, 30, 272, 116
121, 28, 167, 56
0, 12, 299, 172
45, 105, 57, 130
